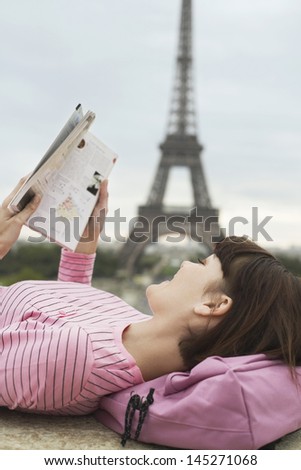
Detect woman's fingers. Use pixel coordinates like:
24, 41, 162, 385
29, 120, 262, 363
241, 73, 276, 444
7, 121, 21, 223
13, 194, 41, 225
2, 175, 31, 209
92, 179, 109, 216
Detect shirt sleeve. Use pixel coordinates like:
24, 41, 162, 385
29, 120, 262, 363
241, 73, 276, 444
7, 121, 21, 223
57, 249, 96, 285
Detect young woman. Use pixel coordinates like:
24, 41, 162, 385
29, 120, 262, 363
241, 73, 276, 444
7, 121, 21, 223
1, 180, 301, 416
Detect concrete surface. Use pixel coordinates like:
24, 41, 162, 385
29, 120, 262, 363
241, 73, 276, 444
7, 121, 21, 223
0, 408, 301, 450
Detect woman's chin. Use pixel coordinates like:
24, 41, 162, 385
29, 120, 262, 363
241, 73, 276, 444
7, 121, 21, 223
146, 280, 169, 297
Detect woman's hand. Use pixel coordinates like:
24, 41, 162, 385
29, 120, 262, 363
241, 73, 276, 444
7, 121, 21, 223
0, 177, 41, 259
75, 180, 109, 255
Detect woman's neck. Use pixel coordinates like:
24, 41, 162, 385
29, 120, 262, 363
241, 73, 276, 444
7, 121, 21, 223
122, 317, 187, 381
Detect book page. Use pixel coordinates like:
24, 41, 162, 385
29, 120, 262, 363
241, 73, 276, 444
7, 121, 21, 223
27, 132, 117, 250
9, 108, 95, 213
29, 104, 84, 177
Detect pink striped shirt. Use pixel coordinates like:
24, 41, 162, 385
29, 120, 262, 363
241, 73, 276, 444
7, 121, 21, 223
0, 249, 148, 415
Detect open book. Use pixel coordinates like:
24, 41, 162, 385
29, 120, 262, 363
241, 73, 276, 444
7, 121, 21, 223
9, 104, 117, 251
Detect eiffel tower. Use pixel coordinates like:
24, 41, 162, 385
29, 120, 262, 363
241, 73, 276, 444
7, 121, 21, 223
120, 0, 221, 273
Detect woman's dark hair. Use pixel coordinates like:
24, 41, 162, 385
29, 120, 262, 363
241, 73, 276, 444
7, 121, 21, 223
179, 236, 301, 372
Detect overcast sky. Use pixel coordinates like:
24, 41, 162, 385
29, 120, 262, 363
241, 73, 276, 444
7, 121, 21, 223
1, 0, 300, 250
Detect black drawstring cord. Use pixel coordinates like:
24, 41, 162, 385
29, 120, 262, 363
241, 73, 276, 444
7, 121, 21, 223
121, 388, 155, 447
134, 388, 155, 441
121, 392, 141, 447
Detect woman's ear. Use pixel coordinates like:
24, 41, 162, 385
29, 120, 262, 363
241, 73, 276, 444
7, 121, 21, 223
194, 294, 233, 318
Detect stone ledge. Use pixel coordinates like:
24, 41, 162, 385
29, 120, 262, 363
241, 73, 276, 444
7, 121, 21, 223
1, 408, 301, 450
0, 409, 165, 450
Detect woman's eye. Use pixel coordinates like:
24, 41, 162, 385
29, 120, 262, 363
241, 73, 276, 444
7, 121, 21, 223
197, 258, 205, 265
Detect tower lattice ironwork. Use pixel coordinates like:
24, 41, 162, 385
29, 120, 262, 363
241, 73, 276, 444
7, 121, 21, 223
120, 0, 221, 272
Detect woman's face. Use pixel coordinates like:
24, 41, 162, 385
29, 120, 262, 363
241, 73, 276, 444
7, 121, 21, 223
146, 254, 225, 318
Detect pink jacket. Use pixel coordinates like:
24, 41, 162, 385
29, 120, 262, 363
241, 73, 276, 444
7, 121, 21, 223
96, 354, 301, 449
0, 249, 146, 415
